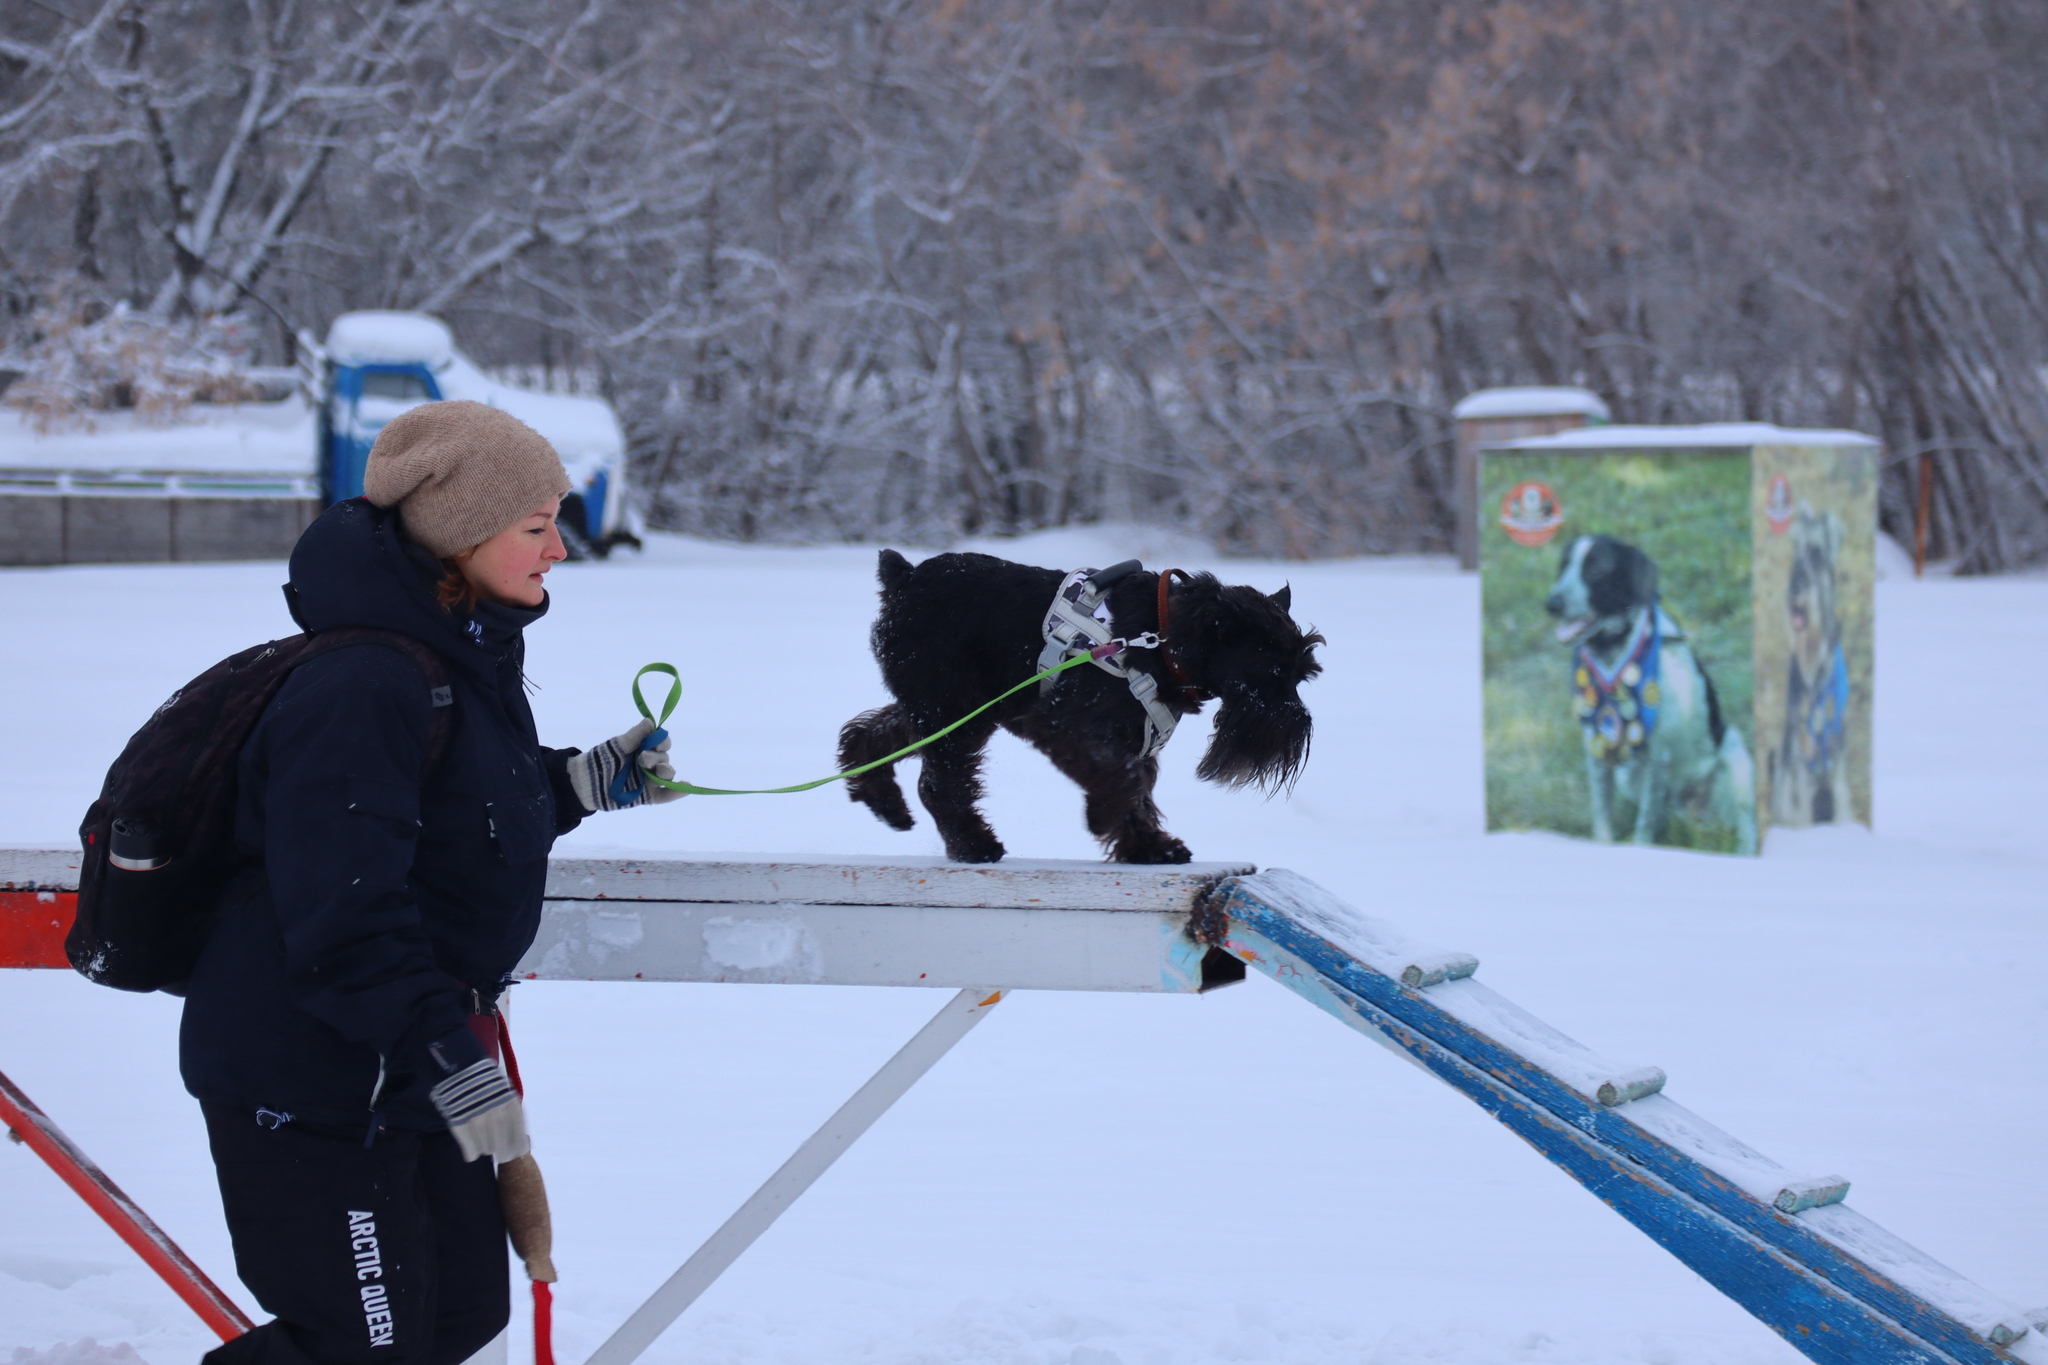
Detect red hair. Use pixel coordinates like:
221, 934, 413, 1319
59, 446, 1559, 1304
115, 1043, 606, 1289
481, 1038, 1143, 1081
436, 557, 481, 612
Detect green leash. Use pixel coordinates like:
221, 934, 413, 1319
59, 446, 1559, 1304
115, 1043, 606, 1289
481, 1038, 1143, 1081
629, 647, 1111, 797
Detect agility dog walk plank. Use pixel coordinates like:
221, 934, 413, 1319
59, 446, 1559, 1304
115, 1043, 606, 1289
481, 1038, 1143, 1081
1212, 870, 2041, 1365
543, 854, 1246, 911
524, 856, 1252, 993
0, 847, 80, 970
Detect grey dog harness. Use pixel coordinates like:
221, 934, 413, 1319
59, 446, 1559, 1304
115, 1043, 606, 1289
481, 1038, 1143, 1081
1036, 565, 1181, 759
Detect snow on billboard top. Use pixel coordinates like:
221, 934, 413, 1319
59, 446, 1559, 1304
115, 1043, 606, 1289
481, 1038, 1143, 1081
1496, 421, 1877, 450
1452, 386, 1611, 422
325, 310, 455, 367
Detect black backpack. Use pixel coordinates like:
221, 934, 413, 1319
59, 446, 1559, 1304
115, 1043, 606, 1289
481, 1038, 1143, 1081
71, 628, 453, 993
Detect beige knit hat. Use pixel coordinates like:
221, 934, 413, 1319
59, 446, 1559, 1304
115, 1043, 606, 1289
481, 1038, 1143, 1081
363, 400, 573, 557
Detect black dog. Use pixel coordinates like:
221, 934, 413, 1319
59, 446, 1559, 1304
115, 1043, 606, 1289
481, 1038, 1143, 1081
839, 550, 1323, 863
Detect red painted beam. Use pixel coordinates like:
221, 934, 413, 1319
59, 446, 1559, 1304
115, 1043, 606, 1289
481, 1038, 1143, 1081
0, 890, 74, 969
0, 1068, 254, 1340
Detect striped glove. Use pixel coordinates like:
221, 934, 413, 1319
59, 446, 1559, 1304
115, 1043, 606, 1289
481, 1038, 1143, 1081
427, 1034, 530, 1164
566, 717, 681, 811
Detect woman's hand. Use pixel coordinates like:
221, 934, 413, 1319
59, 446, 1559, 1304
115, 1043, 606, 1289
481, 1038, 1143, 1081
566, 718, 683, 811
426, 1030, 531, 1163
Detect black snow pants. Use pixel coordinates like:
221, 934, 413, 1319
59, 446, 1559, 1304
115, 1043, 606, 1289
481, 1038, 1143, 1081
200, 1103, 508, 1365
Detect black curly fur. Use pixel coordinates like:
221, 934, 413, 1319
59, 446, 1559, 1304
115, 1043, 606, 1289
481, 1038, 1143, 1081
838, 549, 1323, 864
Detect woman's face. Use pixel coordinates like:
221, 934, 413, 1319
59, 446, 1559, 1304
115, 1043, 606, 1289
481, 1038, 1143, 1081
459, 499, 567, 607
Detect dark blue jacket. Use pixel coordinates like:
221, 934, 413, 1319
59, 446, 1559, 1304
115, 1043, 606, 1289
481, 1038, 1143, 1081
179, 499, 583, 1132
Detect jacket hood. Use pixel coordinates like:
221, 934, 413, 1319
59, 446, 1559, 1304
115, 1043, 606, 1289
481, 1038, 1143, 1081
285, 498, 545, 686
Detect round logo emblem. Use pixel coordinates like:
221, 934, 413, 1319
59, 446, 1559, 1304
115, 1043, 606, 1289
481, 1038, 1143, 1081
1766, 473, 1794, 534
1500, 481, 1564, 547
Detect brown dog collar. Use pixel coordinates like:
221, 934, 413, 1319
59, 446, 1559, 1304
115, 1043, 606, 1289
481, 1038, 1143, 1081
1157, 569, 1211, 701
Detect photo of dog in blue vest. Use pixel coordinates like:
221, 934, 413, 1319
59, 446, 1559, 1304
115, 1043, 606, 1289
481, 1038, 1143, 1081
1768, 506, 1855, 827
1544, 534, 1759, 854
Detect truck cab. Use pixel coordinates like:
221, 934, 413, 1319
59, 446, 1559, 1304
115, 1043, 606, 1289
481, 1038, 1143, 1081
320, 311, 638, 556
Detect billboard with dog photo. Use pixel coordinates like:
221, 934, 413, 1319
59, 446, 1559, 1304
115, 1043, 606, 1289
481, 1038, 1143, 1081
1482, 445, 1757, 854
1751, 444, 1876, 830
1480, 427, 1875, 856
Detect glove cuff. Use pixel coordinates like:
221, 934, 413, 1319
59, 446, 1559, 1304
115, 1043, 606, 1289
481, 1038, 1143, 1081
430, 1057, 515, 1124
427, 1025, 490, 1077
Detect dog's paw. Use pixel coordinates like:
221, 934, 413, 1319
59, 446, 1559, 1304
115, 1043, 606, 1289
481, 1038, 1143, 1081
848, 780, 917, 830
1113, 832, 1193, 864
944, 832, 1007, 864
844, 769, 918, 830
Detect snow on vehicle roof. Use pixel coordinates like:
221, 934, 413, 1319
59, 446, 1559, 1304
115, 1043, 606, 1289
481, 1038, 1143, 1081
432, 354, 623, 461
1452, 387, 1611, 421
325, 311, 455, 368
1496, 422, 1877, 450
322, 311, 624, 462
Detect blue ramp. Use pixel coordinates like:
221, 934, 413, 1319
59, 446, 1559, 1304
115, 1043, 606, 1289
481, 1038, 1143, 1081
1212, 871, 2041, 1365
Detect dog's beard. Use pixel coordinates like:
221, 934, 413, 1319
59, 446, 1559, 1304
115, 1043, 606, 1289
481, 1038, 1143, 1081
1196, 683, 1313, 792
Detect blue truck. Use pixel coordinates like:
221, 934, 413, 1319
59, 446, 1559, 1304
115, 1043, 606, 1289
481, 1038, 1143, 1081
319, 311, 638, 557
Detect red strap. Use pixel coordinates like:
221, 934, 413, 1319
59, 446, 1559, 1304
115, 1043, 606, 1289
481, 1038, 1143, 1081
533, 1281, 555, 1365
466, 1013, 502, 1064
495, 1015, 551, 1365
1155, 570, 1208, 700
495, 1013, 524, 1098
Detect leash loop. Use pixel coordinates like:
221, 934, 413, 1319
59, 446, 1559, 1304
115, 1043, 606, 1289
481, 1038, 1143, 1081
630, 663, 683, 730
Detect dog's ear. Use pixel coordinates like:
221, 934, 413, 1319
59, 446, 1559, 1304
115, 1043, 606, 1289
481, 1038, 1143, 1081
877, 548, 914, 593
1270, 584, 1291, 613
1626, 544, 1659, 606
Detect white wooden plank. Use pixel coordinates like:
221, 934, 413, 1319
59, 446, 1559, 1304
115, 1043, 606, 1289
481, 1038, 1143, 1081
517, 900, 1212, 993
543, 854, 1252, 911
0, 847, 81, 890
4, 847, 1254, 916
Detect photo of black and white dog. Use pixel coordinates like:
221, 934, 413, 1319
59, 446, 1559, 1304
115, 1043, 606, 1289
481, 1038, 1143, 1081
1769, 506, 1854, 826
839, 550, 1323, 864
1545, 535, 1758, 853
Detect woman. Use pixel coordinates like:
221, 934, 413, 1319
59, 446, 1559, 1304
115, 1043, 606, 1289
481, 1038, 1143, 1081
179, 400, 674, 1365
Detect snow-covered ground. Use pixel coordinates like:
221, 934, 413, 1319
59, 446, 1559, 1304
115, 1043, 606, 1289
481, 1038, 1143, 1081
3, 529, 2043, 1365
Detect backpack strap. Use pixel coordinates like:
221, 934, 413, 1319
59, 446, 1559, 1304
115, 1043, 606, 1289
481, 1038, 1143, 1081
296, 628, 456, 780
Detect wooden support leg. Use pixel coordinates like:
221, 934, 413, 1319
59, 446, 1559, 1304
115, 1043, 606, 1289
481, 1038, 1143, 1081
584, 987, 1007, 1365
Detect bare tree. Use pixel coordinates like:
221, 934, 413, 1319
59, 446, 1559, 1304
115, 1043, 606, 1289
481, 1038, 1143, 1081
5, 0, 2045, 566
